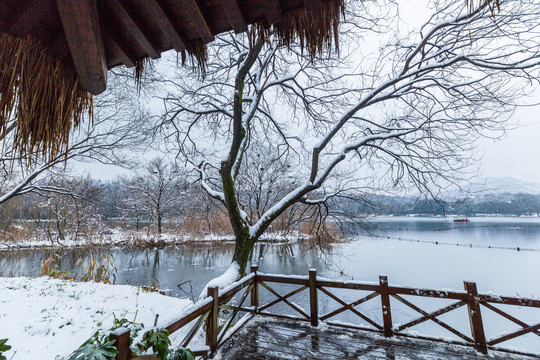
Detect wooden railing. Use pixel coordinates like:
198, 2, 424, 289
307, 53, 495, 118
256, 268, 540, 358
110, 271, 257, 359
111, 266, 540, 359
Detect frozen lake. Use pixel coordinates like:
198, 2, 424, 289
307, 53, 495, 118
2, 216, 540, 297
2, 216, 540, 353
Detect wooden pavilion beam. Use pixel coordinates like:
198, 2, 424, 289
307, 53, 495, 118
10, 0, 51, 37
265, 0, 281, 25
107, 0, 160, 59
102, 31, 136, 68
55, 0, 107, 95
97, 4, 139, 67
305, 0, 323, 13
186, 0, 214, 44
145, 0, 186, 52
222, 0, 247, 34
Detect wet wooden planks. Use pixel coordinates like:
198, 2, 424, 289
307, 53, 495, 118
216, 318, 517, 360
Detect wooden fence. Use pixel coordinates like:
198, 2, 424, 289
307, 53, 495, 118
111, 266, 540, 359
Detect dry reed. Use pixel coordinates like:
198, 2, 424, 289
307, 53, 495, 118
76, 252, 117, 284
40, 253, 72, 280
0, 32, 92, 162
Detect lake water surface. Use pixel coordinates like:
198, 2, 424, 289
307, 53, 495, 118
2, 216, 540, 297
2, 217, 540, 352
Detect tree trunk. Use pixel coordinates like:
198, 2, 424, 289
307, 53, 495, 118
157, 213, 162, 234
232, 230, 253, 277
222, 168, 254, 276
219, 39, 265, 278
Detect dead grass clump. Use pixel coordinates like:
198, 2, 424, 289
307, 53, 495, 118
179, 210, 232, 237
298, 218, 345, 245
40, 251, 117, 284
76, 252, 117, 284
40, 253, 73, 280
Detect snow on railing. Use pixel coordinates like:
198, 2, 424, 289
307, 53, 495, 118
110, 266, 540, 359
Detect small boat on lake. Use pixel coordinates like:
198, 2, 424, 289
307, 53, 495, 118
453, 218, 470, 222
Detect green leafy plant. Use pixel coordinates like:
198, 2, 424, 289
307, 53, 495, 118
67, 315, 194, 360
109, 315, 145, 356
142, 328, 171, 359
140, 327, 194, 360
0, 339, 12, 360
167, 348, 195, 360
66, 332, 117, 360
65, 315, 143, 360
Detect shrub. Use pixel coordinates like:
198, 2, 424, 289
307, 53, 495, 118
0, 339, 11, 360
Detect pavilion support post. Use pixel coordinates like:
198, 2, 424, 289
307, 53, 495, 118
379, 275, 393, 337
464, 281, 488, 354
309, 268, 319, 326
110, 329, 131, 360
250, 265, 259, 311
206, 286, 219, 353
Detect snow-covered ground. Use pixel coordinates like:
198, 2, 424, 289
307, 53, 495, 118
0, 277, 195, 360
0, 228, 307, 251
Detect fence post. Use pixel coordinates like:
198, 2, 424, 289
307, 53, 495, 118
379, 275, 393, 337
309, 268, 318, 326
110, 329, 130, 360
464, 281, 488, 354
250, 265, 259, 311
206, 285, 219, 353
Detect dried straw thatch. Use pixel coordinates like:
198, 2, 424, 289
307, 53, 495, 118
140, 1, 344, 79
0, 32, 92, 162
249, 0, 344, 58
0, 1, 345, 161
272, 0, 345, 57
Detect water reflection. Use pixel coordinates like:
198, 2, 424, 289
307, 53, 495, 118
0, 242, 330, 299
2, 217, 540, 298
2, 218, 540, 354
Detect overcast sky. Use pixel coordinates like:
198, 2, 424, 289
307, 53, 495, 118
77, 0, 540, 184
479, 103, 540, 183
399, 0, 540, 184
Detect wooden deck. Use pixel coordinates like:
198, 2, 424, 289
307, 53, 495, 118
216, 317, 524, 360
110, 269, 540, 359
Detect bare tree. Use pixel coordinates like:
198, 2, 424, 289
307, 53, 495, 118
122, 158, 188, 234
149, 0, 540, 277
0, 73, 146, 208
32, 172, 103, 245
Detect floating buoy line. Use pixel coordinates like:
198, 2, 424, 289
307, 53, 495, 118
366, 233, 539, 252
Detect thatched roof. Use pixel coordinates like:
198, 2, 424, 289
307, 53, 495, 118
0, 0, 345, 160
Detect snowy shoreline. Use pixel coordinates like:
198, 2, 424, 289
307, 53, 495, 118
0, 277, 197, 360
0, 229, 308, 252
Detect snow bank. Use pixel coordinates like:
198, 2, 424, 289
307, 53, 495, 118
0, 277, 194, 360
0, 229, 308, 251
198, 262, 240, 300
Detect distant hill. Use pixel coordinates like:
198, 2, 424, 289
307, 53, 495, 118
462, 177, 540, 195
337, 177, 540, 217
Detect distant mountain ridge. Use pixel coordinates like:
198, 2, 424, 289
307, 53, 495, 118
462, 177, 540, 195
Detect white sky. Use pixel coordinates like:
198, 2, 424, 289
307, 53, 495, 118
478, 103, 540, 183
396, 0, 540, 183
77, 0, 540, 184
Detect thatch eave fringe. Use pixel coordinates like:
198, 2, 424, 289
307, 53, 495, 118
0, 32, 92, 163
0, 0, 346, 161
